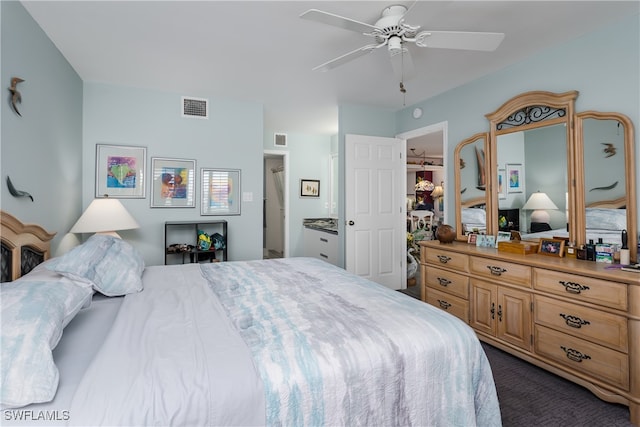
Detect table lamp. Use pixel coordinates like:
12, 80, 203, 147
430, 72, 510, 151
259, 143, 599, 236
70, 195, 139, 238
522, 191, 557, 225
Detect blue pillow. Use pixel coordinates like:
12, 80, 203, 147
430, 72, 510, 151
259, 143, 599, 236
1, 280, 93, 408
47, 234, 145, 297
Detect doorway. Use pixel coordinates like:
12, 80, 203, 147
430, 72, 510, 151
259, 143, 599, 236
263, 150, 290, 259
397, 122, 448, 296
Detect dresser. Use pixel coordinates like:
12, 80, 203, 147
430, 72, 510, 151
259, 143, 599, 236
420, 240, 640, 425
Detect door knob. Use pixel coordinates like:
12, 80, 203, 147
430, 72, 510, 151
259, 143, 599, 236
348, 220, 355, 226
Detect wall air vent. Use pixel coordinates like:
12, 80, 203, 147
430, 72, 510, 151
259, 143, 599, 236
274, 133, 287, 147
182, 96, 208, 119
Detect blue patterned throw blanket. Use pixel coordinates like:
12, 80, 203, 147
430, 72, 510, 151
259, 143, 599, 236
201, 257, 501, 427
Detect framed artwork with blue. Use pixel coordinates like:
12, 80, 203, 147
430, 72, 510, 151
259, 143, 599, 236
95, 144, 147, 198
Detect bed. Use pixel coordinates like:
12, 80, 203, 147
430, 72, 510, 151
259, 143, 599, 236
521, 204, 627, 246
0, 210, 501, 426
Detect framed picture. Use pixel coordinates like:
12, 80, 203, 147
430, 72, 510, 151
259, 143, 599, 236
498, 169, 507, 199
476, 234, 496, 248
506, 163, 523, 193
467, 233, 478, 244
538, 238, 565, 257
150, 157, 196, 208
496, 231, 511, 247
300, 179, 320, 197
201, 168, 241, 215
95, 144, 146, 198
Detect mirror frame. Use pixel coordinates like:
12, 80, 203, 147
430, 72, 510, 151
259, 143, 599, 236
454, 132, 489, 241
453, 90, 637, 263
575, 111, 637, 262
485, 90, 578, 239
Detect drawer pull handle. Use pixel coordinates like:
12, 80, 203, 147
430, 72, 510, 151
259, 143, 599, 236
437, 299, 451, 310
437, 255, 451, 263
320, 238, 328, 242
558, 281, 590, 294
497, 304, 503, 322
490, 302, 495, 319
559, 313, 591, 329
437, 277, 451, 287
320, 253, 328, 259
487, 265, 507, 276
560, 346, 591, 363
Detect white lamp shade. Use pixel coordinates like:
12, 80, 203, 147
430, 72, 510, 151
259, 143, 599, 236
522, 192, 558, 211
431, 184, 444, 198
522, 191, 557, 225
70, 198, 140, 234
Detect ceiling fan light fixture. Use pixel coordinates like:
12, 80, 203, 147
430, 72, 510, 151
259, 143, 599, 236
388, 36, 403, 55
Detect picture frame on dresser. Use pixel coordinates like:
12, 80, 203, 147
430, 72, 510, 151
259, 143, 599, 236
95, 144, 146, 198
538, 238, 565, 257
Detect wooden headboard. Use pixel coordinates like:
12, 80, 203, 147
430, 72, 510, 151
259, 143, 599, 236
1, 210, 56, 282
586, 196, 626, 209
461, 197, 487, 209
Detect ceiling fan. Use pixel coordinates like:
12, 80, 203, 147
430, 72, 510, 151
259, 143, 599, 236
300, 4, 505, 82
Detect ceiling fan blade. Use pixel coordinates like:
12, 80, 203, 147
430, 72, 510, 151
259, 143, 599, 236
415, 31, 505, 51
300, 9, 378, 34
312, 43, 383, 72
389, 47, 415, 82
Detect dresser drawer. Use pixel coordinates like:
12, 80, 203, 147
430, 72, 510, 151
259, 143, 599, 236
534, 295, 628, 352
469, 256, 531, 288
425, 287, 469, 323
423, 248, 468, 272
425, 266, 469, 299
533, 269, 627, 311
535, 325, 629, 390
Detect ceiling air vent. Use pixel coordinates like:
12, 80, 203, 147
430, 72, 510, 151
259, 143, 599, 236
182, 96, 208, 119
274, 133, 287, 147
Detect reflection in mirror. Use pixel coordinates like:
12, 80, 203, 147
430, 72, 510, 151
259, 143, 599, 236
576, 112, 636, 262
455, 133, 488, 241
497, 123, 567, 236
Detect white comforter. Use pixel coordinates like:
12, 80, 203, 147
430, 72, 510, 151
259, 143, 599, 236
68, 258, 500, 426
68, 264, 265, 427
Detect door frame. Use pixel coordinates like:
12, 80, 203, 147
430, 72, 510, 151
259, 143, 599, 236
263, 150, 290, 258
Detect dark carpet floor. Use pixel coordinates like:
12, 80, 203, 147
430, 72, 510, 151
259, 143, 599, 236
482, 342, 633, 427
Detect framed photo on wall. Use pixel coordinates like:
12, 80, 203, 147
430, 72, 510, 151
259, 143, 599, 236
506, 163, 523, 193
95, 144, 146, 198
201, 168, 241, 215
150, 157, 196, 208
300, 179, 320, 197
498, 168, 507, 199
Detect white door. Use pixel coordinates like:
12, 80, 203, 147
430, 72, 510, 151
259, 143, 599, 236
345, 134, 406, 290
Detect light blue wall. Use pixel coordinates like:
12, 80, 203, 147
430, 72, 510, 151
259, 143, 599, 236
262, 131, 332, 257
393, 13, 640, 235
83, 83, 264, 265
1, 1, 83, 254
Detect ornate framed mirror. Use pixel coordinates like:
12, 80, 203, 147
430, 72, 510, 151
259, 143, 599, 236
454, 132, 489, 241
575, 111, 637, 262
485, 91, 578, 241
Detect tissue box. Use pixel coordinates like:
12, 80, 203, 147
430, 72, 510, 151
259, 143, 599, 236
595, 243, 614, 263
497, 240, 537, 255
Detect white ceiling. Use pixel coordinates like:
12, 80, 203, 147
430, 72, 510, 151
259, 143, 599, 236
21, 0, 638, 145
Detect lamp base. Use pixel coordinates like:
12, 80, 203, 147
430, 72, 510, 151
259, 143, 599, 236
530, 210, 550, 224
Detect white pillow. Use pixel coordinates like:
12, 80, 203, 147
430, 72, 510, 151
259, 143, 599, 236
1, 280, 93, 408
585, 208, 626, 231
47, 234, 145, 297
